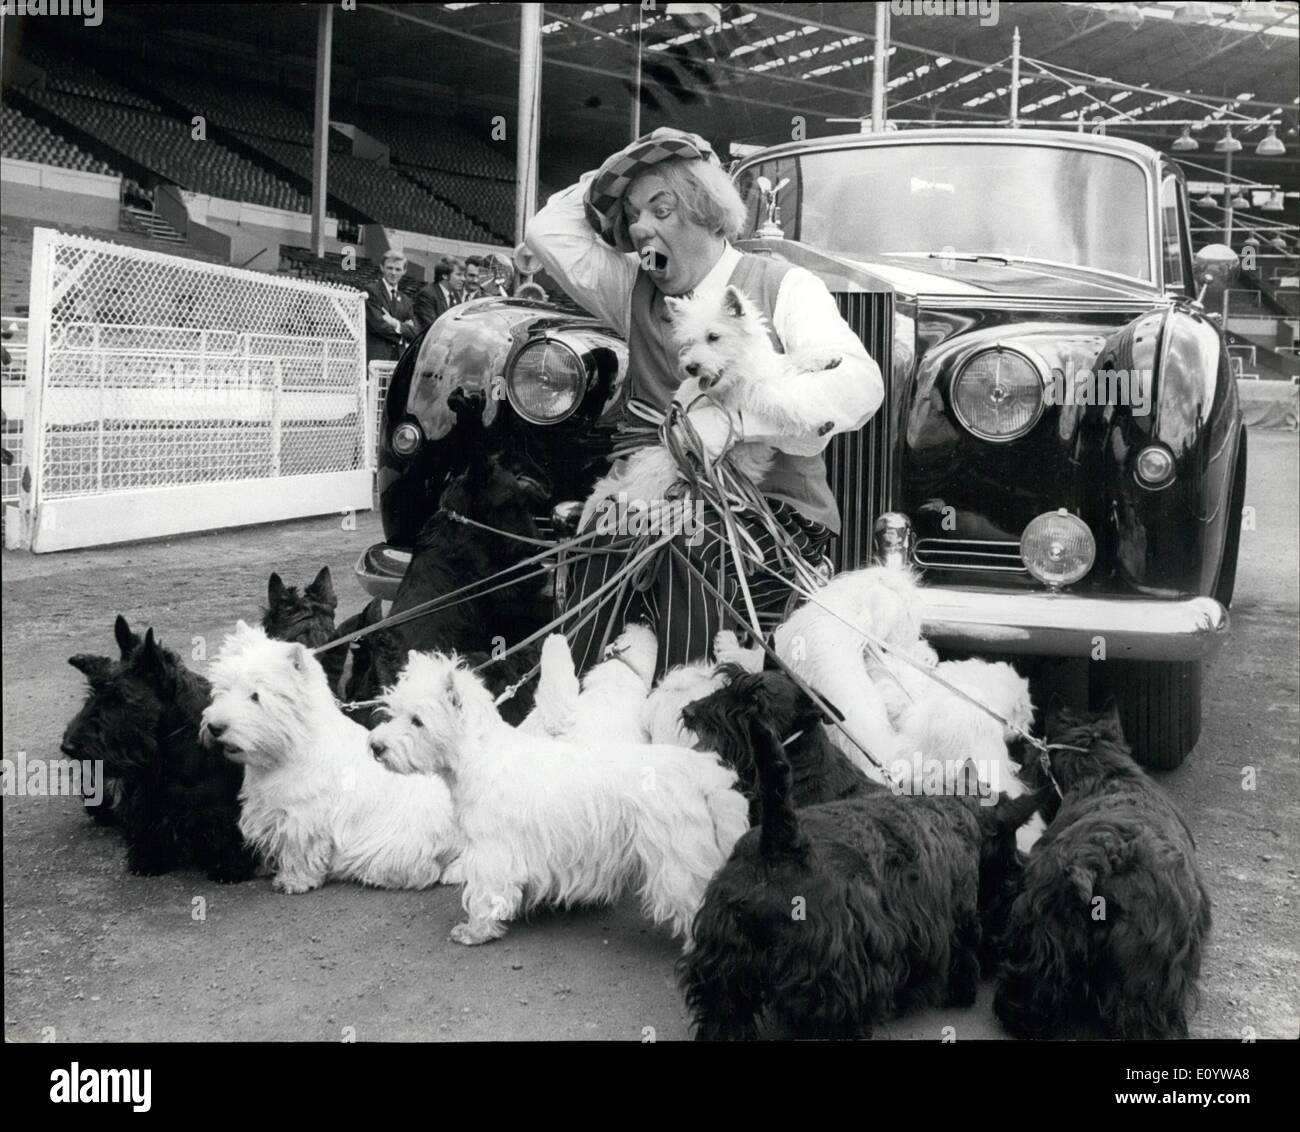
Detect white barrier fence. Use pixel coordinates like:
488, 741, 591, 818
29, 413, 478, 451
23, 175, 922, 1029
11, 229, 376, 552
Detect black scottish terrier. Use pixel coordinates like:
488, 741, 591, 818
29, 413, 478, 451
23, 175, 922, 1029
64, 614, 149, 824
261, 566, 352, 695
62, 618, 255, 882
678, 694, 1041, 1040
679, 664, 878, 824
993, 700, 1211, 1039
382, 390, 551, 726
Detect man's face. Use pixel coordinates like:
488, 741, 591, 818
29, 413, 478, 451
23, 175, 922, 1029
465, 265, 480, 291
451, 263, 466, 290
382, 258, 405, 287
624, 171, 720, 297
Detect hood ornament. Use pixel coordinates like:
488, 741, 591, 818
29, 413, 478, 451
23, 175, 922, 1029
755, 176, 790, 239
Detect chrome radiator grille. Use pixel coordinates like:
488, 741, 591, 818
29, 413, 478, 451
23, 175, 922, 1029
827, 291, 895, 574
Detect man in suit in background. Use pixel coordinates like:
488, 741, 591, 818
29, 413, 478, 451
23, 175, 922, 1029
412, 258, 459, 335
364, 251, 417, 363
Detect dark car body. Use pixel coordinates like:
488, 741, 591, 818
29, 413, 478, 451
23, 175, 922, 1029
359, 129, 1244, 767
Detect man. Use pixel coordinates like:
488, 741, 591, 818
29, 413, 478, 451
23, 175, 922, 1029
526, 127, 882, 677
448, 257, 467, 303
364, 251, 416, 363
412, 259, 459, 335
462, 256, 484, 301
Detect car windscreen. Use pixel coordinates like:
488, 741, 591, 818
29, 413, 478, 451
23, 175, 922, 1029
738, 142, 1153, 283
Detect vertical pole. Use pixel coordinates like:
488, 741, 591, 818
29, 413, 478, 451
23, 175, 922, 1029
871, 1, 890, 133
515, 2, 543, 246
1222, 146, 1233, 325
632, 17, 643, 141
1010, 27, 1021, 128
310, 4, 333, 259
19, 228, 54, 550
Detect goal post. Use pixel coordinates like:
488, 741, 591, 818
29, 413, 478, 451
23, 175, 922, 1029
14, 229, 375, 552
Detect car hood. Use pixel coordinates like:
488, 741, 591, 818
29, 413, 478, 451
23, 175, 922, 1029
837, 254, 1159, 302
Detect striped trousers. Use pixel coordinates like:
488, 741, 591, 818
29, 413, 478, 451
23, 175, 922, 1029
562, 497, 833, 679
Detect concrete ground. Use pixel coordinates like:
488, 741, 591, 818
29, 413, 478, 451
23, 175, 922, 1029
3, 429, 1297, 1041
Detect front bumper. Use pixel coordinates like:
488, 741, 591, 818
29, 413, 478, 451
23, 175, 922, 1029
917, 586, 1229, 662
358, 546, 1229, 663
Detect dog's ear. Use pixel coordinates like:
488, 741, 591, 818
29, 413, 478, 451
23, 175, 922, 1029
444, 669, 462, 712
1099, 694, 1122, 729
992, 786, 1046, 834
722, 286, 747, 319
267, 572, 287, 607
1044, 692, 1069, 733
662, 295, 688, 320
114, 614, 141, 659
137, 629, 170, 691
307, 566, 337, 610
69, 653, 114, 689
288, 643, 309, 674
361, 598, 385, 627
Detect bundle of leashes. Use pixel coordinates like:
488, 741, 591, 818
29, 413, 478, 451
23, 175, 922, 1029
313, 395, 1069, 796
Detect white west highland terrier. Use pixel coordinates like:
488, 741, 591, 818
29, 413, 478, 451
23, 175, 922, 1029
774, 565, 937, 781
640, 629, 763, 746
201, 622, 461, 894
578, 285, 841, 532
887, 658, 1042, 850
369, 651, 750, 948
518, 624, 657, 744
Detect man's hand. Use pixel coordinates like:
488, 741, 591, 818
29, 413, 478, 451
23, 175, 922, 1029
381, 311, 402, 333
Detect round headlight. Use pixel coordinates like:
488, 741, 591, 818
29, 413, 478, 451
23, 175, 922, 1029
1020, 509, 1096, 588
951, 347, 1045, 441
390, 421, 423, 457
506, 338, 587, 424
1135, 444, 1175, 488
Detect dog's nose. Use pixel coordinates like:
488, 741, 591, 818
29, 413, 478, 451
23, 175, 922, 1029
60, 739, 77, 758
684, 362, 700, 377
370, 738, 387, 761
205, 720, 225, 740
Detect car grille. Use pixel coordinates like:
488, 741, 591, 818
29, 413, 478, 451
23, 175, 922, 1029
913, 537, 1027, 574
827, 291, 894, 573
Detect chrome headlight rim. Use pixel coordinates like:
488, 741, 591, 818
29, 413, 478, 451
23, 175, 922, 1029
950, 343, 1048, 443
1020, 508, 1097, 589
389, 420, 424, 458
504, 335, 590, 426
1134, 443, 1177, 491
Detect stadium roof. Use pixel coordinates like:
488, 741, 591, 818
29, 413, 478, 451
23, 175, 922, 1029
16, 2, 1298, 188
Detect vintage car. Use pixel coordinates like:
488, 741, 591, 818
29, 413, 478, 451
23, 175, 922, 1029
357, 128, 1245, 769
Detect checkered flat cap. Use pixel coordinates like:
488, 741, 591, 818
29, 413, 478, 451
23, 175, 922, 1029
584, 128, 722, 253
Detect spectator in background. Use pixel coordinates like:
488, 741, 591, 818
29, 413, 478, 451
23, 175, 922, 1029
463, 256, 484, 300
448, 257, 467, 302
364, 251, 416, 363
412, 259, 459, 334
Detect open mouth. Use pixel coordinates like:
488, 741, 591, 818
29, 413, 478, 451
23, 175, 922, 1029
642, 246, 669, 272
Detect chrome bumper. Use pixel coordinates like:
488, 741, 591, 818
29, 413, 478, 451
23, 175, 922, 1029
916, 586, 1229, 661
